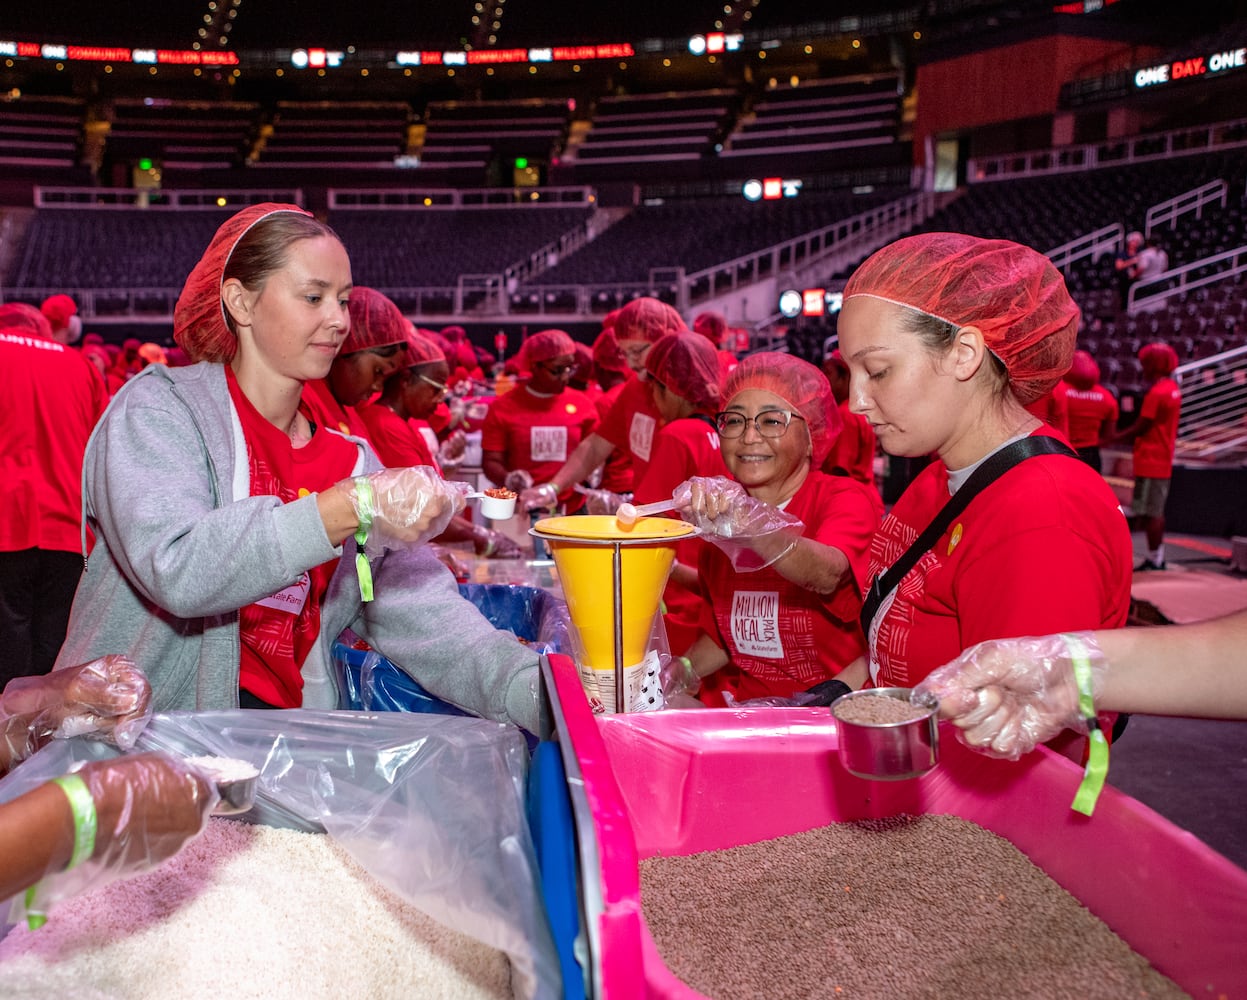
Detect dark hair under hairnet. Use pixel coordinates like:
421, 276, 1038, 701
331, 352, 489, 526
723, 353, 841, 465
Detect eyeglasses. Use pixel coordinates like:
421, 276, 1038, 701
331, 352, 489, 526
538, 361, 575, 377
647, 375, 668, 394
620, 343, 650, 361
416, 372, 448, 394
715, 408, 806, 439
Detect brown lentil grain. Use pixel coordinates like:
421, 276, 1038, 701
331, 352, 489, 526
834, 693, 931, 725
639, 814, 1189, 1000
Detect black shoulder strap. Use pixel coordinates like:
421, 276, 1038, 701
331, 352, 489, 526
859, 435, 1078, 636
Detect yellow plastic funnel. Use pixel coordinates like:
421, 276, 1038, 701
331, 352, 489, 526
531, 514, 696, 679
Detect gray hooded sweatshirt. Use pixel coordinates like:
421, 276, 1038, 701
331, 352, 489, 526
55, 361, 542, 732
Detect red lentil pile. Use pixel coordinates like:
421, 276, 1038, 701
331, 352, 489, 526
639, 814, 1190, 1000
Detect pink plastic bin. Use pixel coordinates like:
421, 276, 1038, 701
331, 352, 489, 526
542, 653, 1247, 999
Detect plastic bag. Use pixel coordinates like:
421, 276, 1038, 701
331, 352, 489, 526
0, 710, 561, 1000
673, 476, 804, 571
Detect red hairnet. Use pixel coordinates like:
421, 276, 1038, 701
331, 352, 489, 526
174, 202, 313, 363
454, 342, 480, 370
1064, 349, 1100, 390
343, 286, 407, 355
40, 293, 77, 328
440, 325, 467, 344
82, 343, 110, 369
646, 331, 722, 412
843, 232, 1080, 405
692, 310, 727, 344
402, 329, 445, 367
592, 327, 629, 374
723, 352, 842, 465
521, 329, 576, 366
613, 297, 685, 344
1139, 341, 1178, 378
601, 308, 621, 331
0, 302, 53, 340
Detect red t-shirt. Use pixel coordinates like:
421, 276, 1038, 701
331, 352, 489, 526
866, 430, 1132, 690
1133, 377, 1182, 478
594, 380, 635, 494
481, 384, 598, 508
356, 401, 439, 471
1023, 384, 1070, 440
299, 378, 369, 440
1065, 385, 1119, 450
697, 471, 879, 703
631, 414, 728, 654
0, 330, 107, 553
227, 370, 359, 708
595, 376, 664, 486
822, 400, 878, 493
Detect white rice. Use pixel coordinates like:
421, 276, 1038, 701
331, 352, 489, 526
0, 819, 513, 1000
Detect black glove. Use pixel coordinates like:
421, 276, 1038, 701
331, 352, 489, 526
801, 678, 853, 707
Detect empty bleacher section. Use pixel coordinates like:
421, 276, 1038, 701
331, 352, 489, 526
721, 74, 905, 172
566, 89, 738, 183
0, 95, 89, 191
103, 99, 259, 182
250, 101, 411, 172
417, 99, 571, 186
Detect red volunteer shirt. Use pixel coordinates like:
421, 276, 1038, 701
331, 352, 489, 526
481, 384, 598, 509
595, 376, 664, 486
631, 414, 728, 653
228, 370, 359, 708
1133, 377, 1182, 478
0, 331, 107, 553
822, 399, 879, 493
594, 380, 635, 494
866, 430, 1132, 689
697, 471, 879, 703
356, 401, 439, 472
299, 378, 369, 440
1065, 385, 1119, 450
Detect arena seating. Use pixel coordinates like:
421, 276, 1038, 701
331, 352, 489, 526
105, 99, 260, 177
0, 95, 91, 189
251, 101, 411, 170
418, 99, 571, 185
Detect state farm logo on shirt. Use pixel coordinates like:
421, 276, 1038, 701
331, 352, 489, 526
531, 425, 569, 462
256, 572, 311, 616
629, 412, 656, 462
730, 590, 784, 659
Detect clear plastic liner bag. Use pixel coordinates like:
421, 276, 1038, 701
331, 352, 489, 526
0, 710, 562, 1000
672, 476, 804, 571
341, 466, 468, 554
0, 656, 153, 769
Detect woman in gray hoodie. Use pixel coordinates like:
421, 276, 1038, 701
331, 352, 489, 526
54, 203, 543, 733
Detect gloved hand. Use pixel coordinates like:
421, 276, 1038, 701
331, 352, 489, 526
578, 487, 626, 516
335, 467, 466, 551
504, 469, 535, 494
912, 633, 1108, 760
672, 476, 804, 571
17, 753, 219, 925
473, 528, 523, 560
1, 656, 152, 775
519, 482, 560, 511
660, 654, 701, 697
438, 429, 467, 469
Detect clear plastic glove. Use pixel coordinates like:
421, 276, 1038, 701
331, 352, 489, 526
672, 476, 805, 571
474, 528, 523, 560
438, 429, 467, 469
1, 656, 152, 774
660, 653, 701, 698
578, 487, 626, 516
504, 469, 535, 494
519, 481, 559, 512
912, 632, 1108, 760
17, 753, 219, 924
336, 467, 466, 551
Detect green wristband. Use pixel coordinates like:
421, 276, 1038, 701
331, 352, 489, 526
52, 773, 98, 870
1063, 634, 1109, 817
353, 477, 375, 603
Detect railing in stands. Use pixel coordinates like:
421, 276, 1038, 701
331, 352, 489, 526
1047, 223, 1124, 273
327, 186, 595, 209
966, 117, 1247, 183
34, 187, 303, 209
1174, 343, 1247, 465
1145, 179, 1227, 236
1128, 244, 1247, 316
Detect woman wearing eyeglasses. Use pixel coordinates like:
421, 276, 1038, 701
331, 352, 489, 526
481, 328, 599, 515
299, 286, 410, 438
668, 354, 881, 706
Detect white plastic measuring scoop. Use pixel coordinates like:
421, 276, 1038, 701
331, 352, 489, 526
615, 498, 678, 527
466, 490, 518, 520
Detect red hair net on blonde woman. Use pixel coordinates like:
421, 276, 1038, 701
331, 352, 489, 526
645, 331, 722, 412
842, 232, 1080, 405
343, 286, 408, 355
724, 353, 842, 465
0, 302, 53, 340
173, 203, 315, 363
613, 297, 686, 344
520, 329, 577, 366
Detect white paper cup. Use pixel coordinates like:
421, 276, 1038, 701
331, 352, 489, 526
478, 493, 517, 520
